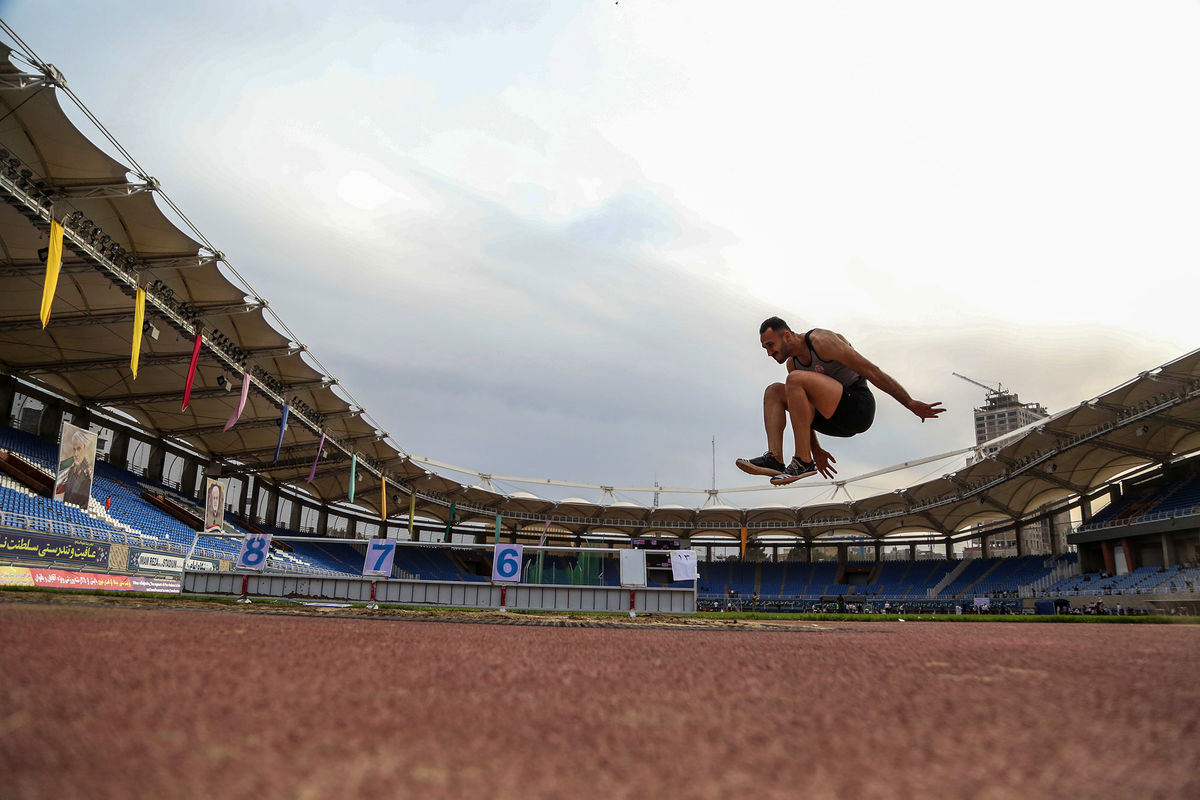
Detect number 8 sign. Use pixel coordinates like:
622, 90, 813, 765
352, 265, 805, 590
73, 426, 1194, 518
492, 543, 523, 583
236, 534, 272, 572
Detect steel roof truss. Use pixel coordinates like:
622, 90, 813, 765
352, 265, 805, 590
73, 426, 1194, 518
25, 351, 199, 372
53, 180, 157, 199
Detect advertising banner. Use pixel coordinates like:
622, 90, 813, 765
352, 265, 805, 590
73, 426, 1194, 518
129, 575, 182, 593
28, 568, 132, 591
0, 566, 180, 593
126, 548, 217, 574
55, 421, 97, 510
0, 565, 36, 587
0, 531, 109, 566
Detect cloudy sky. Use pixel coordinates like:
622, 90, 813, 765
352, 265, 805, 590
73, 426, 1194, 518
2, 1, 1197, 508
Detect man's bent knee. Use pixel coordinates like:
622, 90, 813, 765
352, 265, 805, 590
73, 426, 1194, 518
764, 382, 786, 403
785, 370, 844, 418
785, 370, 815, 389
786, 369, 840, 397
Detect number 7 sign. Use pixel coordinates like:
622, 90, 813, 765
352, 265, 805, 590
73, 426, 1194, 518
363, 538, 397, 577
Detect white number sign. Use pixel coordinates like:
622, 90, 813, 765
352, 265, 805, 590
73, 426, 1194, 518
619, 549, 647, 587
236, 534, 272, 572
363, 538, 397, 577
670, 550, 698, 581
492, 543, 523, 583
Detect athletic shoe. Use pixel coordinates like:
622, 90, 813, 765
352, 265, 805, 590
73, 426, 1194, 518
735, 451, 786, 477
769, 457, 819, 485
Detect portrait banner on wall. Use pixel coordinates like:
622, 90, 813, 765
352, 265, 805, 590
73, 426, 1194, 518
55, 422, 97, 510
203, 478, 226, 532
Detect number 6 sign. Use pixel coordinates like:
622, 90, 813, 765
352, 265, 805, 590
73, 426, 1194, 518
492, 543, 523, 583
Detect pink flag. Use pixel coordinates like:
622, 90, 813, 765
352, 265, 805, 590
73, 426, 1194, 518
181, 333, 203, 411
306, 432, 326, 483
273, 404, 289, 463
223, 372, 249, 431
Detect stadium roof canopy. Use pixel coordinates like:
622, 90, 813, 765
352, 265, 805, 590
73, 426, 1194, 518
1, 41, 1198, 543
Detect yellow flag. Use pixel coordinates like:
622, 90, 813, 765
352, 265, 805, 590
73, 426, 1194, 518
380, 476, 387, 521
39, 219, 64, 328
740, 526, 748, 560
131, 287, 145, 377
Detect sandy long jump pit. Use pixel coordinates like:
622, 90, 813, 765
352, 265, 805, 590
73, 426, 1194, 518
1, 597, 1197, 799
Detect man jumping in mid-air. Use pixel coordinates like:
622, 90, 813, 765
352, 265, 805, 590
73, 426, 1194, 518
736, 316, 945, 485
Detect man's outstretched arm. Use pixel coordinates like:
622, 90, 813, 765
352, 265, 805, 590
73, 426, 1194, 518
808, 330, 945, 422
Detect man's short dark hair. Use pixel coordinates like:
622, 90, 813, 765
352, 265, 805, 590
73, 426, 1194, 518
759, 316, 791, 335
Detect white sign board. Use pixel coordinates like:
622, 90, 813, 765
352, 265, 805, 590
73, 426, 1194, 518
363, 538, 397, 577
619, 549, 647, 587
235, 534, 271, 572
669, 550, 697, 581
492, 543, 523, 583
132, 551, 217, 573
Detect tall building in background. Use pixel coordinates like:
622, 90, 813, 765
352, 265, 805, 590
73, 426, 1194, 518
955, 374, 1050, 459
956, 375, 1052, 555
972, 389, 1049, 457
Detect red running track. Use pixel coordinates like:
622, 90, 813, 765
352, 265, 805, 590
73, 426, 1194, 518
1, 602, 1197, 799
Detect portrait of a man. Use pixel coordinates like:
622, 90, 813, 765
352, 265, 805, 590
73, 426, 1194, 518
55, 423, 97, 510
203, 478, 226, 532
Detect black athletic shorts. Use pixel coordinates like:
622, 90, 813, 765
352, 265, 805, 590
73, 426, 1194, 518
812, 378, 875, 438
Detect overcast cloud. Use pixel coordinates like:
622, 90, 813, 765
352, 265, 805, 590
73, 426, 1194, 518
2, 1, 1196, 508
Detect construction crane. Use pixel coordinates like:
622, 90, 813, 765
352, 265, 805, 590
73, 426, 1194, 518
952, 373, 1006, 398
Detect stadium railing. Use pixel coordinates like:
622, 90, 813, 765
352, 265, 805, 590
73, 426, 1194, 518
181, 535, 698, 614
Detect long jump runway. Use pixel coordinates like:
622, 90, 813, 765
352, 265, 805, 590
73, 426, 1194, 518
1, 600, 1197, 799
